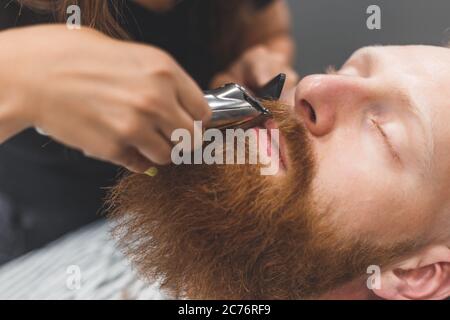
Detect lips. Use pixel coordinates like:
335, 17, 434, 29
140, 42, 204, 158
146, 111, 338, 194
265, 119, 288, 171
253, 119, 288, 173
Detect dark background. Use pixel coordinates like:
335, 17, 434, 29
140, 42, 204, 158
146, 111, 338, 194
286, 0, 450, 75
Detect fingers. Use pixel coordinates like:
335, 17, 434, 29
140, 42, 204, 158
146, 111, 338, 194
112, 110, 174, 168
282, 68, 300, 89
174, 66, 212, 123
105, 83, 205, 170
80, 112, 173, 171
211, 64, 299, 98
114, 99, 202, 170
280, 87, 296, 105
133, 130, 173, 166
156, 102, 203, 152
83, 139, 155, 173
115, 147, 155, 173
210, 47, 299, 94
246, 54, 299, 90
99, 137, 171, 173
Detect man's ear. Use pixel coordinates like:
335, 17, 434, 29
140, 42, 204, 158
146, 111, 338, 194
373, 245, 450, 300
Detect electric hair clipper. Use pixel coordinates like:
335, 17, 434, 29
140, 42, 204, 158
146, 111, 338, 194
204, 73, 286, 129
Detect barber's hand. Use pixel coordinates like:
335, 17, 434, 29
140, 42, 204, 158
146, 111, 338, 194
210, 45, 299, 93
1, 25, 210, 173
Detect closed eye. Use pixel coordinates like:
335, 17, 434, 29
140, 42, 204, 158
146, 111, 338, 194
370, 119, 402, 164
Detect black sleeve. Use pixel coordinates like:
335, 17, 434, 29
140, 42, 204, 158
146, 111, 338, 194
0, 0, 21, 30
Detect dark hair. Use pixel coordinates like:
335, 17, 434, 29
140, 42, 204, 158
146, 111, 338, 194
17, 0, 254, 68
17, 0, 129, 38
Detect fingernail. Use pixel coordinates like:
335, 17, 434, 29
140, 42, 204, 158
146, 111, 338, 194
145, 167, 158, 177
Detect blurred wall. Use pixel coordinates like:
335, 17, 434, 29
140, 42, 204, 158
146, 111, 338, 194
286, 0, 450, 75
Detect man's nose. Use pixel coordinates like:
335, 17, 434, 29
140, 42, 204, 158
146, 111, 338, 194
293, 74, 371, 136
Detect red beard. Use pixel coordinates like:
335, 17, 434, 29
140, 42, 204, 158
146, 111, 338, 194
107, 101, 417, 299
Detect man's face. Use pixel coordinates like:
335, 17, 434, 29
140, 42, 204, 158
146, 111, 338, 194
109, 45, 450, 299
296, 45, 450, 245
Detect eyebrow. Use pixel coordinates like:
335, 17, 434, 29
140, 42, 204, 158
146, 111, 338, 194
391, 88, 434, 174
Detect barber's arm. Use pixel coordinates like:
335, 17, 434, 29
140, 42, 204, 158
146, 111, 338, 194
211, 0, 298, 92
0, 25, 210, 173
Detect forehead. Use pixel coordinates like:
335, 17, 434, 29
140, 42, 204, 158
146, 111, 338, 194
347, 45, 450, 135
346, 45, 450, 77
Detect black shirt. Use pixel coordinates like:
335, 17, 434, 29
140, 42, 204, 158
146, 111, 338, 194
0, 0, 273, 263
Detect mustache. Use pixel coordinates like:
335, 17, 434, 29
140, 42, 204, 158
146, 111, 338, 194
265, 100, 316, 184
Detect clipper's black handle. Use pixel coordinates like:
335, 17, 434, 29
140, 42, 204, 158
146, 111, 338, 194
255, 73, 286, 100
